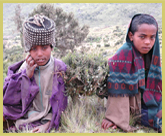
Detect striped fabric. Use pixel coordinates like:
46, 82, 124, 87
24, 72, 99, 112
107, 16, 162, 129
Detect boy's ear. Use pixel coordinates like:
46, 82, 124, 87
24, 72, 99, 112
128, 32, 133, 41
50, 45, 53, 51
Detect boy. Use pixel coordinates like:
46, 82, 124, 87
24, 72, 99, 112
102, 14, 162, 132
3, 14, 67, 133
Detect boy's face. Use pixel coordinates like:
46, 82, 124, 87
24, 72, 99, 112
29, 45, 52, 66
128, 24, 157, 54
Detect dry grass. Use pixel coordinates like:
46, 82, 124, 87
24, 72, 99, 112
59, 96, 105, 133
4, 96, 158, 133
58, 96, 158, 133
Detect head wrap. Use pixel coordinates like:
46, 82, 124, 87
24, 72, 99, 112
23, 14, 55, 52
107, 14, 162, 128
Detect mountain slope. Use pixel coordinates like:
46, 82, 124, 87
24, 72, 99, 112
3, 3, 162, 36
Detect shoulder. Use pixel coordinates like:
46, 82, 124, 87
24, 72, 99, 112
54, 58, 67, 72
116, 42, 132, 54
17, 61, 27, 73
108, 42, 133, 64
8, 60, 25, 74
111, 42, 132, 58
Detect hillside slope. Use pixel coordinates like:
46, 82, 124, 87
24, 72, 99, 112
3, 3, 162, 37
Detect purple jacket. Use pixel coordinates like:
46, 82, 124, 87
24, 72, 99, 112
3, 58, 67, 132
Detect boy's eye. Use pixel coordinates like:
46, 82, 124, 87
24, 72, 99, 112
42, 46, 48, 50
31, 47, 37, 51
151, 36, 156, 39
139, 36, 145, 39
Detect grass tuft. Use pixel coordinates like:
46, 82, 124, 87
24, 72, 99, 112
4, 96, 158, 133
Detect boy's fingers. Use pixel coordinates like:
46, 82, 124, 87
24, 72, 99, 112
25, 54, 30, 59
29, 60, 35, 67
27, 56, 32, 62
25, 54, 31, 62
32, 126, 44, 133
112, 125, 117, 129
156, 110, 162, 119
32, 64, 38, 70
26, 57, 33, 66
32, 127, 39, 132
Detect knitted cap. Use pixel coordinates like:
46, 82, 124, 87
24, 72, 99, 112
23, 14, 55, 52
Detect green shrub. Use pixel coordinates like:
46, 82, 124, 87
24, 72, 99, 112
103, 38, 109, 43
97, 44, 101, 48
100, 49, 103, 52
115, 39, 123, 46
104, 43, 110, 47
3, 46, 24, 82
62, 52, 109, 99
86, 36, 101, 43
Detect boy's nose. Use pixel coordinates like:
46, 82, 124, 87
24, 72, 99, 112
37, 49, 43, 56
144, 39, 151, 45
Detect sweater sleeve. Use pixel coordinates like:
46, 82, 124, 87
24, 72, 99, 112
3, 62, 39, 120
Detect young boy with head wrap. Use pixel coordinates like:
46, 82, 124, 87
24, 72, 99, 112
102, 14, 162, 132
3, 14, 67, 133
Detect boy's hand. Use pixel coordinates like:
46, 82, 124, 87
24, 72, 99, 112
32, 121, 50, 133
26, 54, 38, 78
156, 110, 162, 119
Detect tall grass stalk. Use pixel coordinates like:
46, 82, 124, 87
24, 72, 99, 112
4, 96, 158, 133
60, 96, 106, 133
60, 96, 158, 133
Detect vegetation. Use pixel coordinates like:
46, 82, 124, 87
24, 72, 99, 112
12, 4, 24, 48
62, 52, 109, 102
13, 3, 89, 57
3, 3, 162, 133
4, 96, 158, 133
3, 46, 24, 82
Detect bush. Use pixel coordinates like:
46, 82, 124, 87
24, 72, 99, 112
97, 44, 101, 48
104, 43, 110, 47
115, 39, 123, 46
86, 36, 101, 43
100, 49, 103, 52
3, 46, 24, 83
103, 38, 109, 43
62, 52, 109, 99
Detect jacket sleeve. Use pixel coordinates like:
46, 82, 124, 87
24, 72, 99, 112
3, 62, 39, 120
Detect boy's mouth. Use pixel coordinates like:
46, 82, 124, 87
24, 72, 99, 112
36, 58, 46, 63
142, 47, 151, 50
